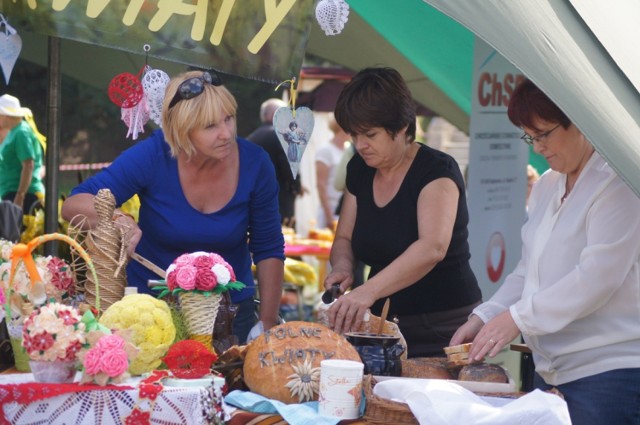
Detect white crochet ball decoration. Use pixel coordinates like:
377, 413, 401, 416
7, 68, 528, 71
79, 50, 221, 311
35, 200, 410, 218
315, 0, 350, 36
142, 67, 170, 127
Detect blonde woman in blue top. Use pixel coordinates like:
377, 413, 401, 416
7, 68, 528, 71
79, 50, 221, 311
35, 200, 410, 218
62, 70, 285, 343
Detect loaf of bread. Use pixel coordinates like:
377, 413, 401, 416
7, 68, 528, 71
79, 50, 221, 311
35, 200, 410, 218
457, 363, 509, 383
401, 357, 453, 379
243, 321, 361, 404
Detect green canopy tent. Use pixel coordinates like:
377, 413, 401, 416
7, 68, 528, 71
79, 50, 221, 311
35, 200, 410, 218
306, 0, 640, 196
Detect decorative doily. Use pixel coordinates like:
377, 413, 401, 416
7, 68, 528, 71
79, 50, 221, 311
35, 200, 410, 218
141, 67, 170, 127
121, 95, 150, 140
315, 0, 350, 36
0, 14, 21, 84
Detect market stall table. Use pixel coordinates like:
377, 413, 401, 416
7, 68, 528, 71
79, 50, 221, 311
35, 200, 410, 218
284, 242, 331, 291
0, 371, 224, 425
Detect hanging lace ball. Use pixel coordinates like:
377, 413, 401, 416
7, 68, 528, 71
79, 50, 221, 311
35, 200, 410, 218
315, 0, 349, 36
141, 67, 170, 127
121, 95, 150, 140
108, 72, 144, 108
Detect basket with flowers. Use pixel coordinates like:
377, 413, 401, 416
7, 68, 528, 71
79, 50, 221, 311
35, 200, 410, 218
2, 233, 99, 372
21, 301, 85, 382
154, 252, 245, 349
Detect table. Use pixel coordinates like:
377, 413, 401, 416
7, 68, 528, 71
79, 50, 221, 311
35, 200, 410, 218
284, 242, 331, 291
510, 343, 535, 392
0, 372, 225, 425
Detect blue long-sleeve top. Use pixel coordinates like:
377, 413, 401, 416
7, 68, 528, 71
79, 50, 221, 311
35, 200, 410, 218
71, 129, 285, 302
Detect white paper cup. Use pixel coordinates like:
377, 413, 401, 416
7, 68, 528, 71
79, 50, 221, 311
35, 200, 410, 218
318, 359, 364, 419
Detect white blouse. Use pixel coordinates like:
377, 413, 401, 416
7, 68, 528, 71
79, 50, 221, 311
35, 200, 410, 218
473, 151, 640, 385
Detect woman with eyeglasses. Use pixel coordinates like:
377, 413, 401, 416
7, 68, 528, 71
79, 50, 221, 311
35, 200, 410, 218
62, 70, 284, 345
451, 78, 640, 424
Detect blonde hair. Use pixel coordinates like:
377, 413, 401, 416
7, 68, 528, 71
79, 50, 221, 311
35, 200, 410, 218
161, 70, 238, 158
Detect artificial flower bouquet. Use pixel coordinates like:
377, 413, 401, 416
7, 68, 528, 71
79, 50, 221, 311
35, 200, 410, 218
21, 302, 85, 362
0, 238, 76, 322
98, 294, 176, 375
154, 252, 245, 349
78, 330, 138, 385
162, 340, 218, 379
156, 252, 245, 297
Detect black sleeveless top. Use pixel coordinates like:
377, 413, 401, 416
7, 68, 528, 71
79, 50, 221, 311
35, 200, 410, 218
347, 143, 481, 316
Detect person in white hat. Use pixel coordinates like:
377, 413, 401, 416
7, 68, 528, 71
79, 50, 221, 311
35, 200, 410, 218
0, 94, 45, 214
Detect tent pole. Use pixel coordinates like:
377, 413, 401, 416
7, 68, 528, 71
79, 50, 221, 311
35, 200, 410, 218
44, 36, 61, 255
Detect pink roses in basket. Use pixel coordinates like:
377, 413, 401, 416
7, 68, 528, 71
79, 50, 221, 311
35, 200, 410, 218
155, 252, 244, 298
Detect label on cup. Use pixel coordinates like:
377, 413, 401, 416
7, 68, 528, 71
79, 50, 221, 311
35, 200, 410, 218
318, 359, 364, 419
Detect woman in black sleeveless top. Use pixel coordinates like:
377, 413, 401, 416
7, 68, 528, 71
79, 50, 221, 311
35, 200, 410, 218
324, 67, 481, 357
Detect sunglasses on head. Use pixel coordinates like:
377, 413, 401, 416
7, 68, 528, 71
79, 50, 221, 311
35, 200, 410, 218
168, 70, 222, 110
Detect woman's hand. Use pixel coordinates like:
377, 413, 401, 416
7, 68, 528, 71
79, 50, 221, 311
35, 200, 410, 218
468, 310, 520, 362
323, 267, 353, 295
327, 284, 376, 334
450, 314, 484, 346
113, 211, 142, 256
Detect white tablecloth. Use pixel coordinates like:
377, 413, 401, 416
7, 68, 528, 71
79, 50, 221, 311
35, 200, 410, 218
0, 373, 225, 425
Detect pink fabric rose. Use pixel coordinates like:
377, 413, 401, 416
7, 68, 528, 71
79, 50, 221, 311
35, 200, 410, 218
196, 269, 218, 291
175, 265, 197, 290
166, 270, 178, 291
174, 254, 194, 267
96, 334, 126, 351
193, 255, 214, 270
83, 347, 102, 375
100, 349, 129, 377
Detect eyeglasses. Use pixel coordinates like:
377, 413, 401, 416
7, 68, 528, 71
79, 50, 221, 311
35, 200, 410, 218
520, 124, 561, 146
168, 71, 222, 110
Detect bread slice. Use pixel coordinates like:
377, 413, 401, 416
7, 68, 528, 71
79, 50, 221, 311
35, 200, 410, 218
443, 343, 472, 355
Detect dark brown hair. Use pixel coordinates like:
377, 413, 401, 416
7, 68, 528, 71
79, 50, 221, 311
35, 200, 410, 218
507, 78, 571, 131
334, 67, 416, 142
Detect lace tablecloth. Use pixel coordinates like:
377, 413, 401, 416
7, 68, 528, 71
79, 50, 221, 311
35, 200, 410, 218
0, 373, 223, 425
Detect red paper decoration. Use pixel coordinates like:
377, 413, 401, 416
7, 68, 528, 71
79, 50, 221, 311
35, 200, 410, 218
162, 340, 218, 379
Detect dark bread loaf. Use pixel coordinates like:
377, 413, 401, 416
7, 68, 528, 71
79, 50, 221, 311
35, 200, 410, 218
457, 363, 509, 383
401, 357, 453, 379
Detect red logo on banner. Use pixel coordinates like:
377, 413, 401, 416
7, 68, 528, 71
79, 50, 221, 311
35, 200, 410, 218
485, 232, 506, 282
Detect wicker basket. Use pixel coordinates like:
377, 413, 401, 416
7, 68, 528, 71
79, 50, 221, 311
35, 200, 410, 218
363, 375, 417, 425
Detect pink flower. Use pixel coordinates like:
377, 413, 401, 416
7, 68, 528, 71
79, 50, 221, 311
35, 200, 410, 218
100, 349, 129, 377
27, 332, 55, 353
193, 255, 214, 269
96, 334, 126, 351
166, 270, 178, 291
57, 309, 79, 326
196, 269, 217, 291
175, 265, 197, 290
174, 254, 194, 267
83, 347, 102, 375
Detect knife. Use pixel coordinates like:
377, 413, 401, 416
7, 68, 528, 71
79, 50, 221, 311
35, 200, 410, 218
321, 283, 341, 304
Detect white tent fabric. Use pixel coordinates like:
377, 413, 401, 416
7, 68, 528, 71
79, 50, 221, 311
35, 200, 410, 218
423, 0, 640, 196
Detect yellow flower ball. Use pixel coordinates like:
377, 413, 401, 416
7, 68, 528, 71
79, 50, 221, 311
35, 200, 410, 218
99, 294, 176, 375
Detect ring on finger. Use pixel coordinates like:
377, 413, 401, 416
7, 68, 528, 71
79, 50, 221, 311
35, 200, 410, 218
489, 338, 496, 344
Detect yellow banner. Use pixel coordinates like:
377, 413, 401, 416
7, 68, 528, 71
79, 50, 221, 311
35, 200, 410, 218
2, 0, 315, 82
